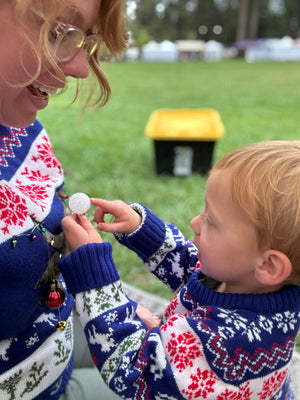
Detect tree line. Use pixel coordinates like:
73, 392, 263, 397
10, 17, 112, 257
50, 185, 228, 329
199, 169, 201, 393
127, 0, 300, 47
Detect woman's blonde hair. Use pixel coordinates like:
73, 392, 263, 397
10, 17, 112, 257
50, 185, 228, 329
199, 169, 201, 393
13, 0, 128, 107
212, 141, 300, 285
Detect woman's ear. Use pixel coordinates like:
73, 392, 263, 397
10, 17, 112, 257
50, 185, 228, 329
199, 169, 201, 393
254, 250, 292, 286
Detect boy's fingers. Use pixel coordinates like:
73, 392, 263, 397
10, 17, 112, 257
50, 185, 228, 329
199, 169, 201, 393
93, 206, 105, 223
90, 198, 105, 206
91, 198, 126, 216
97, 222, 122, 233
90, 198, 113, 212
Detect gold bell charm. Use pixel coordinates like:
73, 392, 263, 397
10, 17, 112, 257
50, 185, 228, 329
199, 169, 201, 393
56, 321, 67, 331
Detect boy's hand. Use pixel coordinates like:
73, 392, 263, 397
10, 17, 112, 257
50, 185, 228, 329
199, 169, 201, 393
62, 214, 103, 251
91, 198, 142, 234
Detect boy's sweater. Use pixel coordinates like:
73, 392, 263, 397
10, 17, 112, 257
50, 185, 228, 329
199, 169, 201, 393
60, 203, 300, 400
0, 121, 74, 399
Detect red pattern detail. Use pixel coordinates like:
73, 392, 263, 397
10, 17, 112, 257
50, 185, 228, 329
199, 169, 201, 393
216, 382, 253, 400
0, 184, 28, 234
0, 128, 27, 167
163, 295, 179, 321
16, 180, 51, 212
191, 305, 211, 322
258, 368, 288, 399
195, 261, 201, 271
135, 375, 150, 400
31, 135, 62, 172
92, 353, 99, 366
209, 334, 295, 381
133, 337, 151, 400
182, 367, 218, 399
21, 167, 55, 183
166, 330, 202, 372
160, 314, 182, 332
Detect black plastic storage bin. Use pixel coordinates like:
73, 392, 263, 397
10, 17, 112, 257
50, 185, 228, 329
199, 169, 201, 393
145, 109, 225, 177
153, 140, 216, 176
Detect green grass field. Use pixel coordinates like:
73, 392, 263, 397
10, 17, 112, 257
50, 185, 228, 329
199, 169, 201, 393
39, 59, 300, 299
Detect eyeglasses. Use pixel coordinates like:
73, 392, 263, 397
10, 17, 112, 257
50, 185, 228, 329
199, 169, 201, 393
49, 20, 102, 63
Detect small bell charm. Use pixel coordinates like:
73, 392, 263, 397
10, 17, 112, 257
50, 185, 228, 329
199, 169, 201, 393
56, 321, 67, 331
43, 280, 66, 308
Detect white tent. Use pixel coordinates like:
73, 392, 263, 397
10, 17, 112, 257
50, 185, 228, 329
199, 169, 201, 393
141, 40, 178, 62
245, 36, 300, 62
204, 40, 224, 61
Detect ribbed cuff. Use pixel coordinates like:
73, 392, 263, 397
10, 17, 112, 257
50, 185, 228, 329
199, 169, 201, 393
59, 242, 120, 294
115, 203, 166, 262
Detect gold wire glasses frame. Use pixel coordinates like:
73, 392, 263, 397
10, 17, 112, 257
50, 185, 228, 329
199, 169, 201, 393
49, 20, 102, 63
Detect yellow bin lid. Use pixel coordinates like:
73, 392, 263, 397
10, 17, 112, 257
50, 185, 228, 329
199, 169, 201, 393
145, 108, 225, 141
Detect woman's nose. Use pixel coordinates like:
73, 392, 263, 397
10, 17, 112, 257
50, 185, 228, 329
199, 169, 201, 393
60, 48, 89, 79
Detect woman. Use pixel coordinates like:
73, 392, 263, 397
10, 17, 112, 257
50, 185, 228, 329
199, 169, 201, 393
0, 0, 127, 399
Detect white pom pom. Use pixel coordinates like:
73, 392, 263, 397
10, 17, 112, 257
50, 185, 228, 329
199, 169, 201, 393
69, 192, 90, 215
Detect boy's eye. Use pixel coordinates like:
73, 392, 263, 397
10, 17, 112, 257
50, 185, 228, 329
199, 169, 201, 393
201, 212, 213, 226
201, 213, 209, 222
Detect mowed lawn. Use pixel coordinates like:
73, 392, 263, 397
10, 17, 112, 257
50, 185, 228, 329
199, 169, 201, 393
39, 60, 300, 301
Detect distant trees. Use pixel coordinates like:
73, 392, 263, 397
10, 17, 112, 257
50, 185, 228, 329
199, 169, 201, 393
127, 0, 300, 46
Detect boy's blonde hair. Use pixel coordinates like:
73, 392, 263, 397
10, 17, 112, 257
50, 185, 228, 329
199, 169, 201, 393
13, 0, 128, 107
213, 141, 300, 285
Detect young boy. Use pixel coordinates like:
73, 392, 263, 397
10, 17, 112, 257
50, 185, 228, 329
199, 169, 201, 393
60, 141, 300, 400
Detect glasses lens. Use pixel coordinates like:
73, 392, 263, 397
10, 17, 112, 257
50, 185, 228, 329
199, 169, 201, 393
57, 29, 84, 62
54, 27, 85, 62
49, 21, 100, 62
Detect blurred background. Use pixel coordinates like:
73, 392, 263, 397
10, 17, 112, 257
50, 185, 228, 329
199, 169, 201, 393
125, 0, 300, 62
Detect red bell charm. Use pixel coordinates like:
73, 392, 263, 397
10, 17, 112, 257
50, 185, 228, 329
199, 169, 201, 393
43, 280, 66, 308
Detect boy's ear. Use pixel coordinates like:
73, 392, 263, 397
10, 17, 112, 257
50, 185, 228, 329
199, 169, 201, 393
255, 250, 292, 286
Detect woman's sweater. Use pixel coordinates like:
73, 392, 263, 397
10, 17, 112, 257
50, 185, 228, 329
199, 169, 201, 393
0, 121, 74, 400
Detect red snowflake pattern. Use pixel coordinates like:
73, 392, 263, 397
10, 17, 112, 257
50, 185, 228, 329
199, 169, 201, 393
21, 167, 55, 183
0, 185, 28, 234
163, 295, 179, 320
31, 135, 62, 171
166, 330, 202, 372
182, 367, 218, 399
258, 369, 288, 399
15, 180, 51, 212
161, 314, 182, 333
216, 381, 252, 400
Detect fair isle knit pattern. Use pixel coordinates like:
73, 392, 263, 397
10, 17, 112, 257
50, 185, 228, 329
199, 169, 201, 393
59, 203, 300, 400
0, 121, 74, 400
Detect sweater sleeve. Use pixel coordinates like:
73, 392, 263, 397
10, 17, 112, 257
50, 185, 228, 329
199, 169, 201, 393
58, 243, 193, 399
114, 203, 199, 292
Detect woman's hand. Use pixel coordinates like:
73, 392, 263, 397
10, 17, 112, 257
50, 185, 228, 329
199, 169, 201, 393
62, 214, 103, 251
136, 305, 161, 330
91, 198, 142, 234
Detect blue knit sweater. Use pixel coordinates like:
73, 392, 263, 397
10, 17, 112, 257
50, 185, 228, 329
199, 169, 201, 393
0, 121, 73, 399
60, 203, 300, 400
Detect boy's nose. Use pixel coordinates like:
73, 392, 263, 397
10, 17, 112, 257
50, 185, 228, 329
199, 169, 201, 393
190, 214, 202, 235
